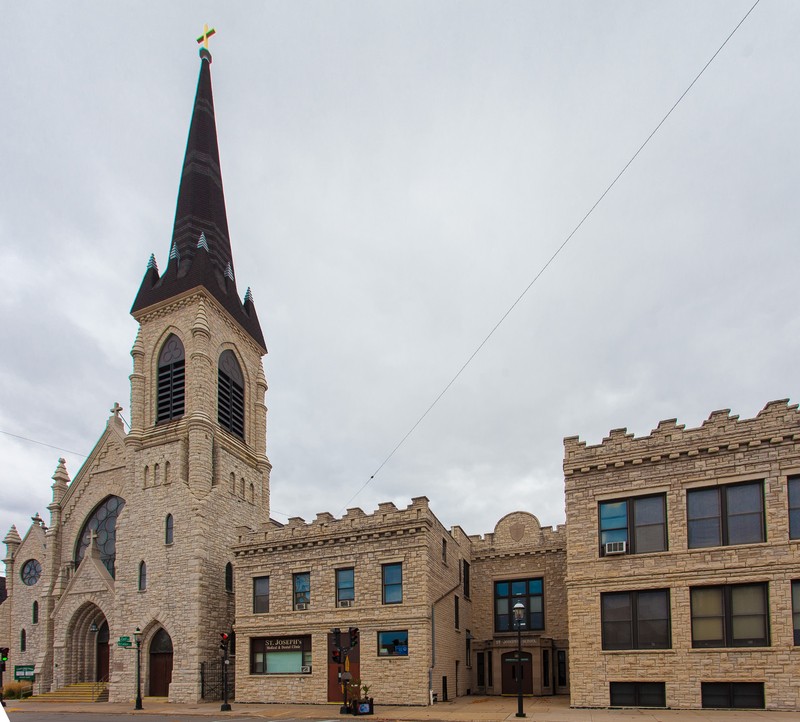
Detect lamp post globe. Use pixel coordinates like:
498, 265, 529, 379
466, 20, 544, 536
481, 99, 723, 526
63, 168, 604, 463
513, 602, 526, 718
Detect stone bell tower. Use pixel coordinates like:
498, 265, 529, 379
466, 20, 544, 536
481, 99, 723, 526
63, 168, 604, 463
122, 39, 271, 701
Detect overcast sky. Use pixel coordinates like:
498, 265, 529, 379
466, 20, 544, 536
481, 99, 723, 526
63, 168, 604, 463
1, 2, 798, 553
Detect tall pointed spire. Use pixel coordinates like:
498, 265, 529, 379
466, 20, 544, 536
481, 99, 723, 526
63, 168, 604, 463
131, 43, 266, 351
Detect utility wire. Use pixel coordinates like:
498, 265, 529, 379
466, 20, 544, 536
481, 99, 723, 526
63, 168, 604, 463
0, 429, 87, 458
341, 0, 762, 513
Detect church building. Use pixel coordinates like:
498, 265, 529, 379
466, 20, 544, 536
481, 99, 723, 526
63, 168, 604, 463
3, 38, 800, 712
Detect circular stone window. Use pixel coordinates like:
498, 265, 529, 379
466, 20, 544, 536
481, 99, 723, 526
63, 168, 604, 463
21, 559, 42, 586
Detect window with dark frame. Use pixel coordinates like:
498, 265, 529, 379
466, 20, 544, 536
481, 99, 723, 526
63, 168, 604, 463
691, 583, 769, 648
156, 334, 185, 423
377, 630, 408, 656
138, 561, 147, 591
494, 578, 544, 632
32, 601, 38, 624
557, 650, 567, 688
701, 682, 764, 709
225, 562, 234, 593
442, 538, 447, 563
463, 560, 471, 597
20, 628, 26, 652
789, 476, 800, 539
455, 595, 460, 629
218, 350, 245, 439
336, 568, 354, 605
250, 635, 311, 674
793, 581, 800, 645
610, 682, 666, 708
687, 481, 764, 548
293, 572, 310, 609
382, 563, 403, 604
253, 576, 270, 614
601, 589, 671, 650
466, 630, 471, 667
165, 513, 174, 545
599, 494, 667, 555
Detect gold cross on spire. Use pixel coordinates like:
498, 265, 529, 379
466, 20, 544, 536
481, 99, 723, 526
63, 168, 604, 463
197, 24, 216, 49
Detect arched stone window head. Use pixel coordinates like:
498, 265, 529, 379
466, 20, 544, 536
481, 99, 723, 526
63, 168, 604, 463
157, 334, 185, 423
218, 350, 244, 439
74, 495, 126, 578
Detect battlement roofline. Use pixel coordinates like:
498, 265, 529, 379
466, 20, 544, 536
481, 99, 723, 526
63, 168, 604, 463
232, 496, 441, 554
563, 398, 800, 474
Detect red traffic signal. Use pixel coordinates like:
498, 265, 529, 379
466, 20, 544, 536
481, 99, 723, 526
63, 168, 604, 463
332, 648, 342, 664
349, 627, 359, 648
219, 632, 230, 650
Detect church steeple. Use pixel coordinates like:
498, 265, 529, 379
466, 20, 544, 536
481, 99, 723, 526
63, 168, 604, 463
131, 45, 266, 351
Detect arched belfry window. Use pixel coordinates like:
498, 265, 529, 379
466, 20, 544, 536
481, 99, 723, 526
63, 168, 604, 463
157, 335, 185, 423
218, 350, 244, 439
74, 495, 126, 578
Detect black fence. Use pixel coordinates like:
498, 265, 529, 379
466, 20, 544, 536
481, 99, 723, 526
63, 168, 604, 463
200, 657, 235, 701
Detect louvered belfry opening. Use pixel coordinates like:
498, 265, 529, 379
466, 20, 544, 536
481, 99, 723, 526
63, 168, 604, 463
218, 349, 244, 439
157, 335, 186, 423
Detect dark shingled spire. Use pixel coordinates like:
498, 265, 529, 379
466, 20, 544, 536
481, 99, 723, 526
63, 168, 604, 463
131, 48, 266, 352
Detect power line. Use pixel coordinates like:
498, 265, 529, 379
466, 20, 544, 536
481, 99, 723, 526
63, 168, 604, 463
0, 429, 87, 458
341, 0, 762, 513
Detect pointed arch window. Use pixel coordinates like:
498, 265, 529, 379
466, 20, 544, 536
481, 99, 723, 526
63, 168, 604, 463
157, 335, 185, 423
165, 514, 174, 545
20, 629, 26, 652
218, 350, 244, 439
225, 562, 234, 592
74, 495, 126, 578
32, 601, 39, 624
139, 561, 147, 591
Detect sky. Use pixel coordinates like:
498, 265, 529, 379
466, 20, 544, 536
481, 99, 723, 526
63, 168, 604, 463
1, 2, 798, 553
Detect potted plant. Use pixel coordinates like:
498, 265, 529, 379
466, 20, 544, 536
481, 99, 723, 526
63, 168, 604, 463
346, 679, 374, 716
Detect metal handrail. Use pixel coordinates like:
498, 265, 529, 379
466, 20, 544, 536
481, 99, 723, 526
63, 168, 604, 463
91, 675, 109, 702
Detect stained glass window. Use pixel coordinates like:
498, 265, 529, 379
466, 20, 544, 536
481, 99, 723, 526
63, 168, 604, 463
75, 496, 126, 578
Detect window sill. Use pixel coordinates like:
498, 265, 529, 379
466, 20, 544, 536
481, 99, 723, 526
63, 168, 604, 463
686, 541, 768, 553
689, 646, 772, 652
599, 549, 670, 560
602, 648, 675, 654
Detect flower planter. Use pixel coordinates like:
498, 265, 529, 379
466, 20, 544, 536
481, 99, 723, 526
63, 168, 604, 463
350, 698, 374, 715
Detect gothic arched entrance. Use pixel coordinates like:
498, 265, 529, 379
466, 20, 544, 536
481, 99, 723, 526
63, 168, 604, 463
65, 603, 110, 686
501, 650, 533, 695
148, 628, 173, 697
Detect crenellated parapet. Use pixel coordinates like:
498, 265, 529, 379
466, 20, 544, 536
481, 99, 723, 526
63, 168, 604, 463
563, 398, 800, 478
233, 496, 436, 556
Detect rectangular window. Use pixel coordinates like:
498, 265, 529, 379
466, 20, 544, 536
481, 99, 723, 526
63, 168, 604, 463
793, 581, 800, 645
463, 560, 471, 597
789, 476, 800, 539
455, 596, 460, 629
610, 682, 666, 707
599, 494, 667, 555
601, 589, 671, 650
293, 572, 310, 609
253, 576, 269, 614
701, 682, 764, 709
688, 481, 764, 548
691, 583, 769, 648
250, 636, 311, 674
494, 578, 544, 632
336, 568, 354, 605
378, 630, 408, 656
442, 538, 447, 563
382, 563, 403, 604
465, 630, 471, 667
557, 650, 567, 688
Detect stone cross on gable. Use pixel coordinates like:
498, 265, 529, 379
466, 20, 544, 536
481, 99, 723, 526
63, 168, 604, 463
110, 402, 123, 419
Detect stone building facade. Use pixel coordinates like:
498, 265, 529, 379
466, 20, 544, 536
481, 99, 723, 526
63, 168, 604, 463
565, 400, 800, 711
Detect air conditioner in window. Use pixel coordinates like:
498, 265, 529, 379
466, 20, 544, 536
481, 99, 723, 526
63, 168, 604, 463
301, 665, 311, 673
338, 599, 353, 608
604, 541, 627, 556
296, 603, 309, 611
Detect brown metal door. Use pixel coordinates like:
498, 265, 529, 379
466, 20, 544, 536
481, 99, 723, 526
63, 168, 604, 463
96, 642, 109, 681
501, 651, 532, 695
149, 652, 173, 696
327, 633, 360, 703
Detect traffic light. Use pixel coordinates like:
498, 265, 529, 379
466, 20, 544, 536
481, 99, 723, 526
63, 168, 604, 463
219, 632, 229, 651
331, 627, 341, 648
0, 647, 8, 673
332, 648, 342, 664
349, 627, 359, 648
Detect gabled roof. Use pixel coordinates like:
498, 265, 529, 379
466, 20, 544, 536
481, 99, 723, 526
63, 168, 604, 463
131, 48, 266, 352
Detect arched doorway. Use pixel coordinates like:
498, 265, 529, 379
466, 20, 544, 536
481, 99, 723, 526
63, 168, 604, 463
95, 620, 109, 681
148, 628, 173, 697
65, 603, 110, 687
501, 650, 533, 695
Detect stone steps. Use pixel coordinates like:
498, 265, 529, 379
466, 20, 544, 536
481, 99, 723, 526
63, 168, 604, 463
28, 682, 108, 703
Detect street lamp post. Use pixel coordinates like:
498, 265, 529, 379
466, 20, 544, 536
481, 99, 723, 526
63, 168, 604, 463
133, 627, 143, 710
513, 601, 526, 718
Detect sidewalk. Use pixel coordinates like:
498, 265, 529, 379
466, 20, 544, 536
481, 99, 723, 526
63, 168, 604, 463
8, 695, 800, 721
